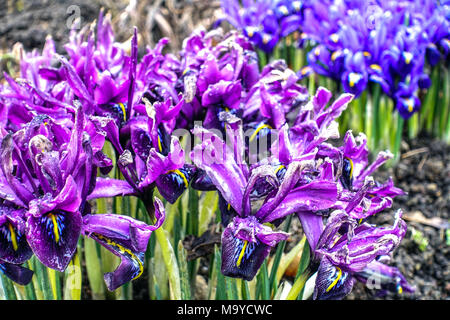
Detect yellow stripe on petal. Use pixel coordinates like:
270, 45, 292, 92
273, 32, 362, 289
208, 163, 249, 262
326, 266, 342, 292
331, 51, 341, 61
168, 169, 189, 188
348, 73, 362, 88
330, 33, 339, 43
249, 123, 272, 142
314, 47, 321, 56
301, 66, 312, 75
405, 98, 414, 112
274, 165, 285, 175
8, 223, 18, 251
118, 103, 127, 122
157, 136, 163, 153
279, 5, 289, 15
236, 240, 248, 268
347, 157, 354, 179
262, 34, 271, 45
49, 213, 60, 244
370, 64, 382, 71
94, 233, 144, 280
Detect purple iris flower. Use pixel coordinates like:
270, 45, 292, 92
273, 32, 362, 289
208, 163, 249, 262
190, 105, 343, 280
219, 0, 305, 53
394, 82, 422, 119
0, 105, 164, 289
353, 260, 415, 296
313, 209, 409, 300
177, 29, 260, 131
191, 115, 297, 280
336, 130, 406, 222
0, 204, 34, 285
243, 60, 309, 130
341, 52, 369, 97
0, 108, 89, 272
268, 87, 355, 250
38, 11, 196, 210
220, 0, 278, 53
81, 198, 165, 291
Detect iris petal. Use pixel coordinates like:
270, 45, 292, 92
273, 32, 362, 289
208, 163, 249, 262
89, 231, 145, 291
156, 165, 196, 204
221, 226, 270, 281
313, 257, 355, 300
0, 217, 32, 264
0, 261, 34, 286
26, 210, 82, 271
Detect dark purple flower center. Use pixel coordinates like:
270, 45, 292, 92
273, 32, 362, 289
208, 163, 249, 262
40, 211, 67, 245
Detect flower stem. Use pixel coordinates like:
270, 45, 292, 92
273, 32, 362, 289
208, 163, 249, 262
268, 215, 292, 296
393, 114, 405, 164
371, 84, 381, 151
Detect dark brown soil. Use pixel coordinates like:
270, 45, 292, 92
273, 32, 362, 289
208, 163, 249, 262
0, 0, 101, 53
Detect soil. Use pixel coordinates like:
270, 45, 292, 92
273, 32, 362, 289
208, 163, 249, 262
1, 2, 448, 300
0, 0, 102, 53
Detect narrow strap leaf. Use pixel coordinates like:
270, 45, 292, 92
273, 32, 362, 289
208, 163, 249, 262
177, 240, 191, 300
154, 227, 181, 300
64, 250, 82, 300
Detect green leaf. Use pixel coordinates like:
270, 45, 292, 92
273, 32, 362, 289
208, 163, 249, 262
64, 249, 82, 300
198, 191, 218, 236
268, 215, 292, 296
28, 258, 43, 300
177, 241, 191, 300
286, 270, 310, 300
84, 237, 105, 299
47, 268, 61, 300
154, 227, 181, 300
257, 260, 270, 300
0, 274, 17, 300
33, 258, 53, 300
213, 245, 227, 300
207, 246, 218, 300
275, 234, 308, 284
225, 276, 239, 300
240, 279, 251, 300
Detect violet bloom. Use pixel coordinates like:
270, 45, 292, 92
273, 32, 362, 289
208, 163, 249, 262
353, 260, 415, 296
220, 0, 280, 53
243, 60, 309, 131
0, 204, 34, 285
337, 131, 406, 222
52, 14, 194, 209
89, 96, 196, 212
341, 52, 369, 97
177, 29, 259, 131
0, 109, 88, 272
0, 107, 164, 290
394, 83, 422, 119
81, 199, 165, 291
267, 87, 354, 250
299, 0, 446, 117
313, 209, 409, 300
191, 113, 336, 280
